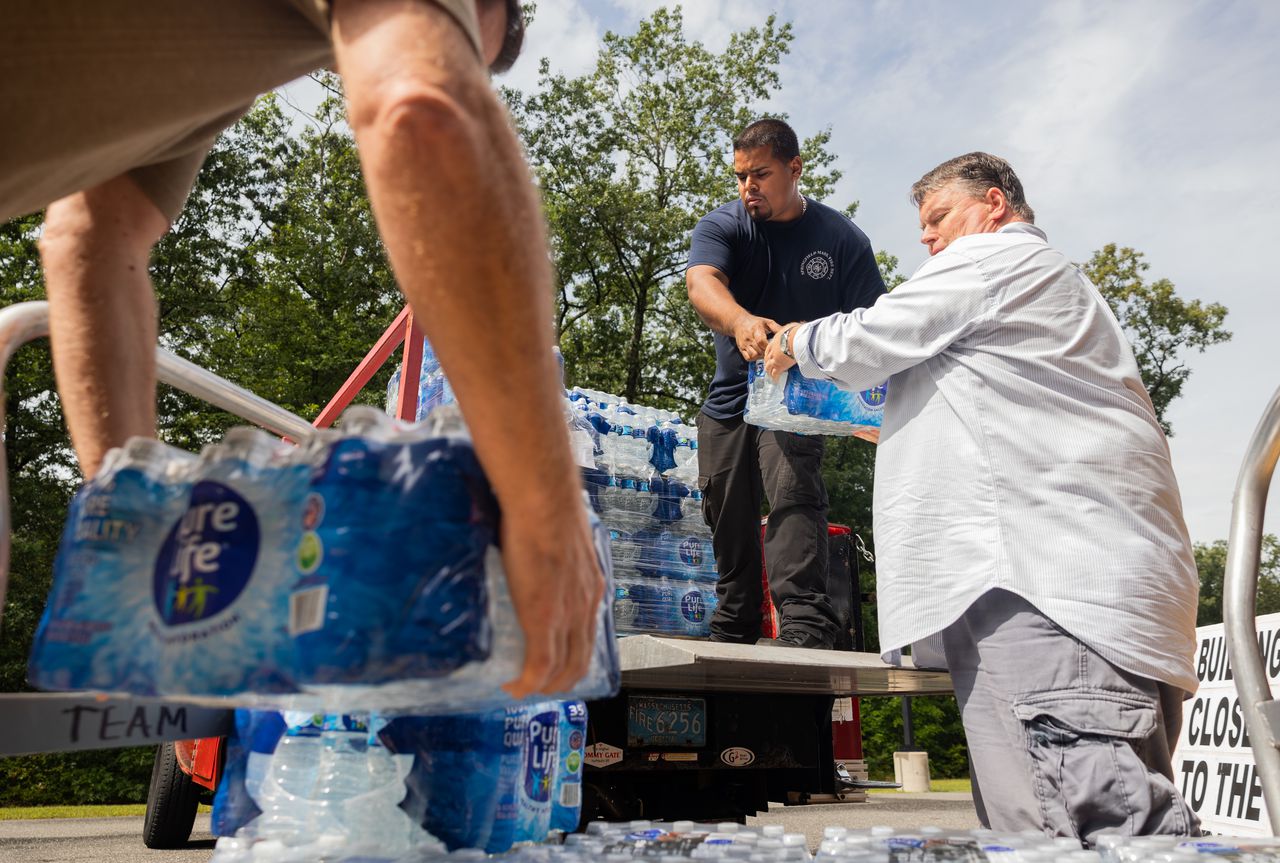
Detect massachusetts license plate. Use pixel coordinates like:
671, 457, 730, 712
627, 695, 706, 747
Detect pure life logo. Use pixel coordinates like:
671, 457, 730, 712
153, 482, 259, 626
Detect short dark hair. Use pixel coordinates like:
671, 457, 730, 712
487, 0, 525, 75
910, 152, 1035, 223
733, 118, 800, 163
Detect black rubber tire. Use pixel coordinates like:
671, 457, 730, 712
142, 742, 201, 849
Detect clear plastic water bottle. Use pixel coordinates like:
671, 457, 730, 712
385, 367, 402, 415
243, 713, 426, 858
612, 569, 643, 634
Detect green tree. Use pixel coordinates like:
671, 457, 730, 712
0, 213, 75, 694
505, 7, 849, 412
1194, 535, 1280, 627
858, 695, 969, 780
1081, 244, 1230, 434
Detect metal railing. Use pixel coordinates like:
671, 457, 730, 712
1224, 384, 1280, 834
0, 300, 316, 628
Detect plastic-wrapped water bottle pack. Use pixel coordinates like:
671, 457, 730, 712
1097, 834, 1280, 863
212, 703, 589, 861
385, 338, 458, 421
568, 386, 716, 640
28, 405, 619, 714
744, 360, 887, 438
382, 342, 716, 641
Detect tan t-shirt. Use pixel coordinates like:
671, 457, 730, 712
0, 0, 483, 223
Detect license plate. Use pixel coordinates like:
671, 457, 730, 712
627, 696, 706, 748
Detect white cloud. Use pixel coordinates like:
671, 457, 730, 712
503, 0, 605, 92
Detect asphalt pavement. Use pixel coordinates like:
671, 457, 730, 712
0, 792, 981, 862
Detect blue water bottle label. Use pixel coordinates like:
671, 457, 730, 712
523, 710, 559, 803
153, 482, 259, 626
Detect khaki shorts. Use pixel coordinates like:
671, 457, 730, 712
0, 0, 481, 224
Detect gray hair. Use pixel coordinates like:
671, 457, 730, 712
910, 152, 1035, 223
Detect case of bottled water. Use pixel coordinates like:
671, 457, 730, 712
567, 387, 715, 640
744, 360, 887, 437
28, 405, 619, 714
211, 712, 437, 863
385, 337, 457, 420
214, 701, 591, 860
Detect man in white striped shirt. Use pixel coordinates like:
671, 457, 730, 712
763, 152, 1200, 841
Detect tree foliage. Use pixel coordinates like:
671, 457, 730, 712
1081, 244, 1230, 434
1194, 535, 1280, 627
859, 695, 969, 780
505, 7, 849, 412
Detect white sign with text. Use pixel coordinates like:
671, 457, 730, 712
1176, 614, 1280, 835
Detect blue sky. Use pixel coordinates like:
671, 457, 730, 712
283, 1, 1279, 543
503, 0, 1280, 545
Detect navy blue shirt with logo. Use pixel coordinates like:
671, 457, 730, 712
688, 198, 887, 418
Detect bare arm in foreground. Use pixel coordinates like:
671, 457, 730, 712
40, 0, 602, 699
333, 0, 603, 698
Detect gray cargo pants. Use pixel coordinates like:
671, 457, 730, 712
941, 589, 1200, 843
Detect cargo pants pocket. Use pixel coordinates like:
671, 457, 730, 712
1012, 689, 1192, 841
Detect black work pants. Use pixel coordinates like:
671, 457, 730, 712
696, 410, 838, 645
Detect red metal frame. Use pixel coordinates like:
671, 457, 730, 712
176, 306, 423, 790
172, 737, 223, 792
313, 305, 423, 428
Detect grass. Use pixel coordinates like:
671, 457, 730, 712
868, 777, 971, 794
0, 804, 210, 820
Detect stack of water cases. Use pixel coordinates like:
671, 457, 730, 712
383, 336, 718, 640
744, 360, 887, 437
211, 703, 589, 860
27, 404, 619, 715
385, 338, 457, 421
568, 387, 717, 640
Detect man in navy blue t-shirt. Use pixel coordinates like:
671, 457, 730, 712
686, 118, 885, 648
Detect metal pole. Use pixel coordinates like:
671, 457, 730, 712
1224, 383, 1280, 835
901, 696, 916, 751
155, 351, 316, 443
0, 301, 316, 628
0, 302, 56, 628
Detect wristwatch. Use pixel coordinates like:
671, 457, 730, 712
780, 324, 799, 359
